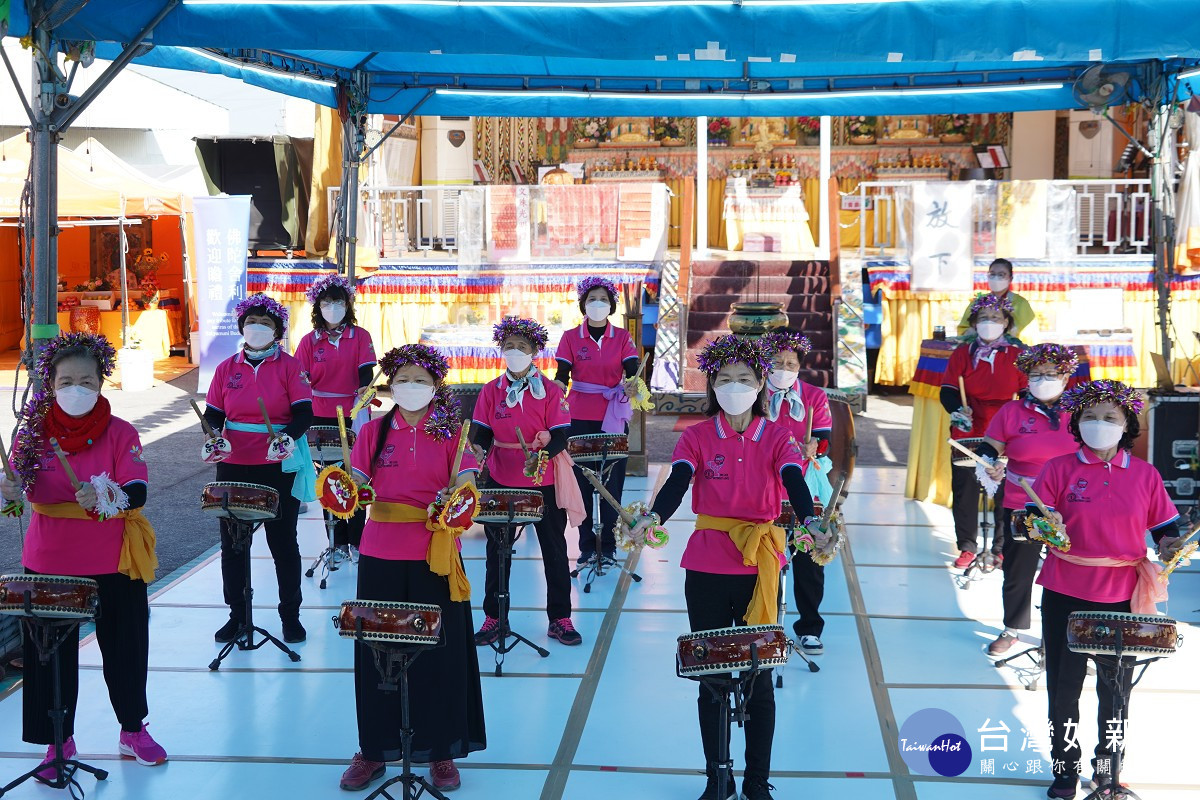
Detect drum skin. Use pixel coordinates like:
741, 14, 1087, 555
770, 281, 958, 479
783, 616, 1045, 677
201, 482, 281, 520
475, 489, 544, 524
1066, 611, 1178, 656
567, 433, 629, 462
336, 600, 442, 645
0, 574, 100, 619
677, 625, 790, 676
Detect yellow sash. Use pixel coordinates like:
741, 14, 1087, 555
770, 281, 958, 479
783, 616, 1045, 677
369, 500, 472, 602
32, 503, 158, 583
695, 513, 785, 626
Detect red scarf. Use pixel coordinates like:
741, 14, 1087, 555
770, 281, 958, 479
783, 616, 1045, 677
43, 395, 112, 455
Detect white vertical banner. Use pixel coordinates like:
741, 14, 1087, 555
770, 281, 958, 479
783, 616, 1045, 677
911, 181, 974, 292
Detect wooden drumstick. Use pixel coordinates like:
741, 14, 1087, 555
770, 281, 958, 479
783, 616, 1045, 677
257, 397, 277, 440
446, 421, 471, 493
579, 465, 638, 526
49, 438, 82, 491
958, 376, 969, 410
514, 427, 532, 460
190, 398, 215, 438
335, 405, 353, 468
0, 433, 16, 482
1017, 477, 1053, 519
633, 353, 649, 381
947, 437, 992, 468
349, 366, 384, 418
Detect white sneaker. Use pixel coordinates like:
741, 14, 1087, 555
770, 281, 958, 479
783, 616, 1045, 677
799, 635, 824, 656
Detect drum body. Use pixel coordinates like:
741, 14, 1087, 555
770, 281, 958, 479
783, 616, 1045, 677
307, 426, 352, 462
567, 433, 629, 463
1066, 611, 1178, 657
476, 489, 544, 524
201, 482, 281, 521
0, 575, 100, 619
775, 501, 822, 530
677, 625, 790, 676
950, 437, 987, 467
336, 600, 442, 645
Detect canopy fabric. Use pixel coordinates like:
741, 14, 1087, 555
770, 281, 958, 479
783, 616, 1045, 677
9, 1, 1200, 116
0, 134, 187, 217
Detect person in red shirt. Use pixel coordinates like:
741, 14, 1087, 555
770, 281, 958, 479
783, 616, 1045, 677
1027, 381, 1187, 798
1, 333, 167, 776
940, 293, 1027, 568
633, 335, 813, 800
553, 276, 640, 564
337, 344, 486, 794
470, 318, 586, 647
294, 274, 377, 553
977, 344, 1080, 656
202, 294, 315, 645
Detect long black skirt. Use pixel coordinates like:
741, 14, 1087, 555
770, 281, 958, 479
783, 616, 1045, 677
354, 555, 487, 763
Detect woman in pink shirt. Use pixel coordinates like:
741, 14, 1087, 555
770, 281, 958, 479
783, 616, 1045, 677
471, 318, 585, 648
553, 276, 640, 564
337, 344, 485, 794
1, 333, 167, 776
761, 329, 833, 658
977, 344, 1079, 657
202, 294, 315, 645
633, 335, 813, 800
1027, 381, 1187, 799
294, 275, 377, 553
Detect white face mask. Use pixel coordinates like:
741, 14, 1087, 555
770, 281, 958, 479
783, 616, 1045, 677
714, 383, 760, 416
55, 385, 100, 417
242, 323, 276, 350
1029, 377, 1065, 402
976, 321, 1005, 343
503, 349, 533, 373
768, 369, 799, 391
392, 382, 435, 412
988, 276, 1010, 293
585, 301, 611, 323
1079, 420, 1125, 451
320, 302, 347, 326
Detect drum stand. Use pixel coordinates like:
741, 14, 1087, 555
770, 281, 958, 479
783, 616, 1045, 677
775, 535, 817, 687
486, 511, 549, 676
992, 642, 1045, 690
958, 492, 999, 587
210, 501, 302, 671
570, 448, 641, 592
0, 596, 107, 798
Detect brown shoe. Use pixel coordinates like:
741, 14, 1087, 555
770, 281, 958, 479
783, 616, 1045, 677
988, 631, 1018, 657
340, 753, 385, 791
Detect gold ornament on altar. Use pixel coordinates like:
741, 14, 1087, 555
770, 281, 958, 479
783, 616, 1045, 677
740, 117, 794, 146
609, 117, 651, 143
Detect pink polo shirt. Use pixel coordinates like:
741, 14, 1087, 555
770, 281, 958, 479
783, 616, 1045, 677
671, 414, 806, 575
985, 399, 1077, 510
294, 325, 377, 418
472, 370, 572, 488
23, 417, 148, 576
767, 381, 833, 476
555, 321, 638, 421
350, 411, 479, 561
1034, 448, 1179, 604
205, 348, 313, 465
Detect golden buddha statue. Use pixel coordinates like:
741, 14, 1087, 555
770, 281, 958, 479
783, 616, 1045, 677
741, 117, 794, 145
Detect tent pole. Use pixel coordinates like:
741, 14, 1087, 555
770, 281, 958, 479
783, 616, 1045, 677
28, 26, 63, 394
1151, 105, 1175, 365
696, 116, 708, 255
343, 115, 362, 283
119, 213, 130, 346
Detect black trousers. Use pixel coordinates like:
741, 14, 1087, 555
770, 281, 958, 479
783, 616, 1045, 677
950, 464, 1005, 553
354, 556, 486, 763
22, 571, 149, 744
684, 570, 775, 781
1042, 589, 1134, 778
789, 550, 825, 638
998, 508, 1045, 630
312, 415, 365, 549
215, 461, 303, 622
570, 418, 628, 557
482, 481, 572, 622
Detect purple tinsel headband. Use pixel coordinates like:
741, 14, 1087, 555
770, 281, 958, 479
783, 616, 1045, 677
379, 344, 450, 384
696, 334, 772, 378
761, 330, 812, 360
306, 274, 354, 304
967, 292, 1014, 318
493, 318, 549, 350
1016, 343, 1079, 375
1060, 380, 1145, 416
577, 276, 618, 302
235, 293, 289, 326
36, 332, 118, 385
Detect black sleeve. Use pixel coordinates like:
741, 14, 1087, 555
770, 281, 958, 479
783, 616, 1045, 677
811, 430, 831, 444
1151, 519, 1180, 546
781, 465, 815, 520
357, 364, 375, 389
471, 425, 494, 452
123, 482, 147, 510
203, 406, 227, 433
554, 360, 572, 385
281, 401, 313, 440
545, 427, 569, 459
976, 442, 1000, 460
649, 462, 694, 523
623, 357, 639, 379
940, 386, 964, 414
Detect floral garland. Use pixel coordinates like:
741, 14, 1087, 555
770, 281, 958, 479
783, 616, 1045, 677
306, 273, 355, 304
576, 276, 618, 302
695, 334, 771, 378
1015, 343, 1079, 375
36, 332, 118, 383
235, 293, 289, 326
967, 292, 1014, 318
1060, 379, 1145, 416
761, 330, 812, 360
379, 344, 450, 384
423, 386, 462, 442
493, 317, 549, 350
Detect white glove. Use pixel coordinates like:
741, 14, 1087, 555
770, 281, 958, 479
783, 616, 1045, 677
202, 436, 232, 464
0, 476, 21, 503
266, 434, 295, 462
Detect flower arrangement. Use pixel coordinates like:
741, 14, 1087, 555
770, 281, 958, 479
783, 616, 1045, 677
942, 114, 972, 136
73, 279, 111, 292
139, 271, 160, 308
795, 116, 820, 135
707, 117, 733, 143
848, 116, 877, 138
653, 117, 681, 141
573, 118, 605, 142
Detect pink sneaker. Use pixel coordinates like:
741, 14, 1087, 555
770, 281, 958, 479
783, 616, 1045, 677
118, 724, 168, 766
430, 759, 461, 791
36, 737, 76, 783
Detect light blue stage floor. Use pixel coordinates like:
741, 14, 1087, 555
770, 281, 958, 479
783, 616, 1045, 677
1, 466, 1197, 799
